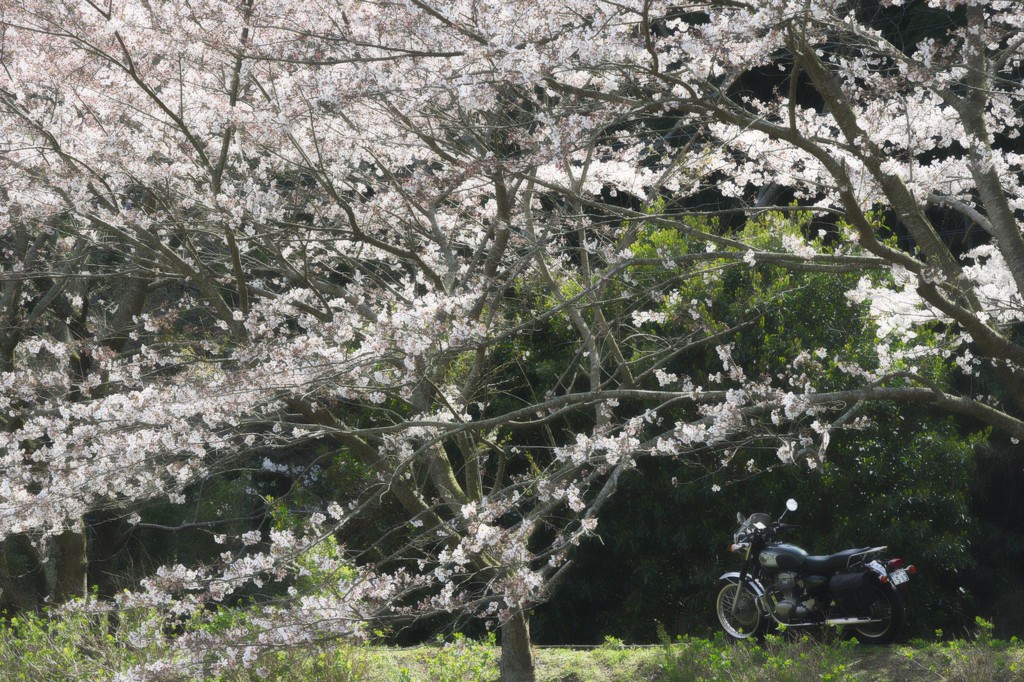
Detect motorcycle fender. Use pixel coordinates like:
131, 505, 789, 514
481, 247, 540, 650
864, 559, 888, 580
719, 571, 768, 598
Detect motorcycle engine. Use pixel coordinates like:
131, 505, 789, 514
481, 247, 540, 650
771, 572, 820, 622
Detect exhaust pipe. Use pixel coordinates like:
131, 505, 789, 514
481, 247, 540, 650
825, 617, 882, 626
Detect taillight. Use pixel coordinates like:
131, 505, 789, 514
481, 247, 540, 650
886, 558, 904, 571
907, 564, 917, 575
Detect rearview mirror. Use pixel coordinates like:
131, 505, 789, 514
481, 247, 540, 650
786, 498, 798, 512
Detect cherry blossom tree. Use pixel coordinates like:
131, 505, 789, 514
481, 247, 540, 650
3, 1, 1024, 679
1, 2, 734, 678
634, 0, 1024, 431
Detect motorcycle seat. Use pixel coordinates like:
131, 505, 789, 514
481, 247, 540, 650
804, 547, 874, 574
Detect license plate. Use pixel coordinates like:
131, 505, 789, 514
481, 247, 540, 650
889, 568, 909, 586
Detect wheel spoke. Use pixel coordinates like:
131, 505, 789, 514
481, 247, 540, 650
717, 582, 762, 640
852, 585, 905, 644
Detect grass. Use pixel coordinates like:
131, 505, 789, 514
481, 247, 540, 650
0, 606, 1022, 681
359, 627, 1024, 682
362, 640, 667, 682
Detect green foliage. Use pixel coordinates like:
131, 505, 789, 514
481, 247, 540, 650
655, 629, 868, 682
535, 211, 983, 643
4, 616, 1024, 682
0, 604, 167, 682
537, 402, 980, 642
595, 635, 630, 666
965, 442, 1024, 638
388, 634, 497, 682
923, 618, 1024, 682
648, 631, 1024, 682
815, 417, 981, 632
0, 601, 371, 682
656, 627, 741, 682
295, 534, 357, 595
421, 633, 497, 682
223, 645, 369, 682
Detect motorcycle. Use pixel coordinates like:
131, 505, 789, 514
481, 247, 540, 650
717, 499, 915, 644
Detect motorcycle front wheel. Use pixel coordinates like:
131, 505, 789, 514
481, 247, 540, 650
716, 580, 766, 641
852, 584, 906, 645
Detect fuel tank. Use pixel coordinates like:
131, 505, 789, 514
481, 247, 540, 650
758, 543, 808, 570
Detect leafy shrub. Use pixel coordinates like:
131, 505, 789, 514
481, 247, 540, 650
0, 604, 166, 681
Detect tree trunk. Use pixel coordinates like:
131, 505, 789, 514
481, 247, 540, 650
86, 510, 126, 600
0, 540, 27, 613
50, 530, 87, 603
499, 610, 536, 682
12, 535, 48, 609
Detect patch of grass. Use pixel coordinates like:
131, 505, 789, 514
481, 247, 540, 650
1, 610, 1023, 682
535, 645, 664, 682
651, 628, 865, 682
224, 645, 370, 682
365, 635, 498, 682
362, 625, 1024, 682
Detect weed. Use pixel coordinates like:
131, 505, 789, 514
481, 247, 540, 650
595, 635, 630, 666
416, 633, 496, 682
232, 645, 370, 682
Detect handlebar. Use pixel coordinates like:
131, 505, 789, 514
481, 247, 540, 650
735, 520, 798, 543
734, 504, 800, 542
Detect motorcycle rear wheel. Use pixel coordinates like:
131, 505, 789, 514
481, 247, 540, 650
852, 584, 905, 645
716, 580, 766, 641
